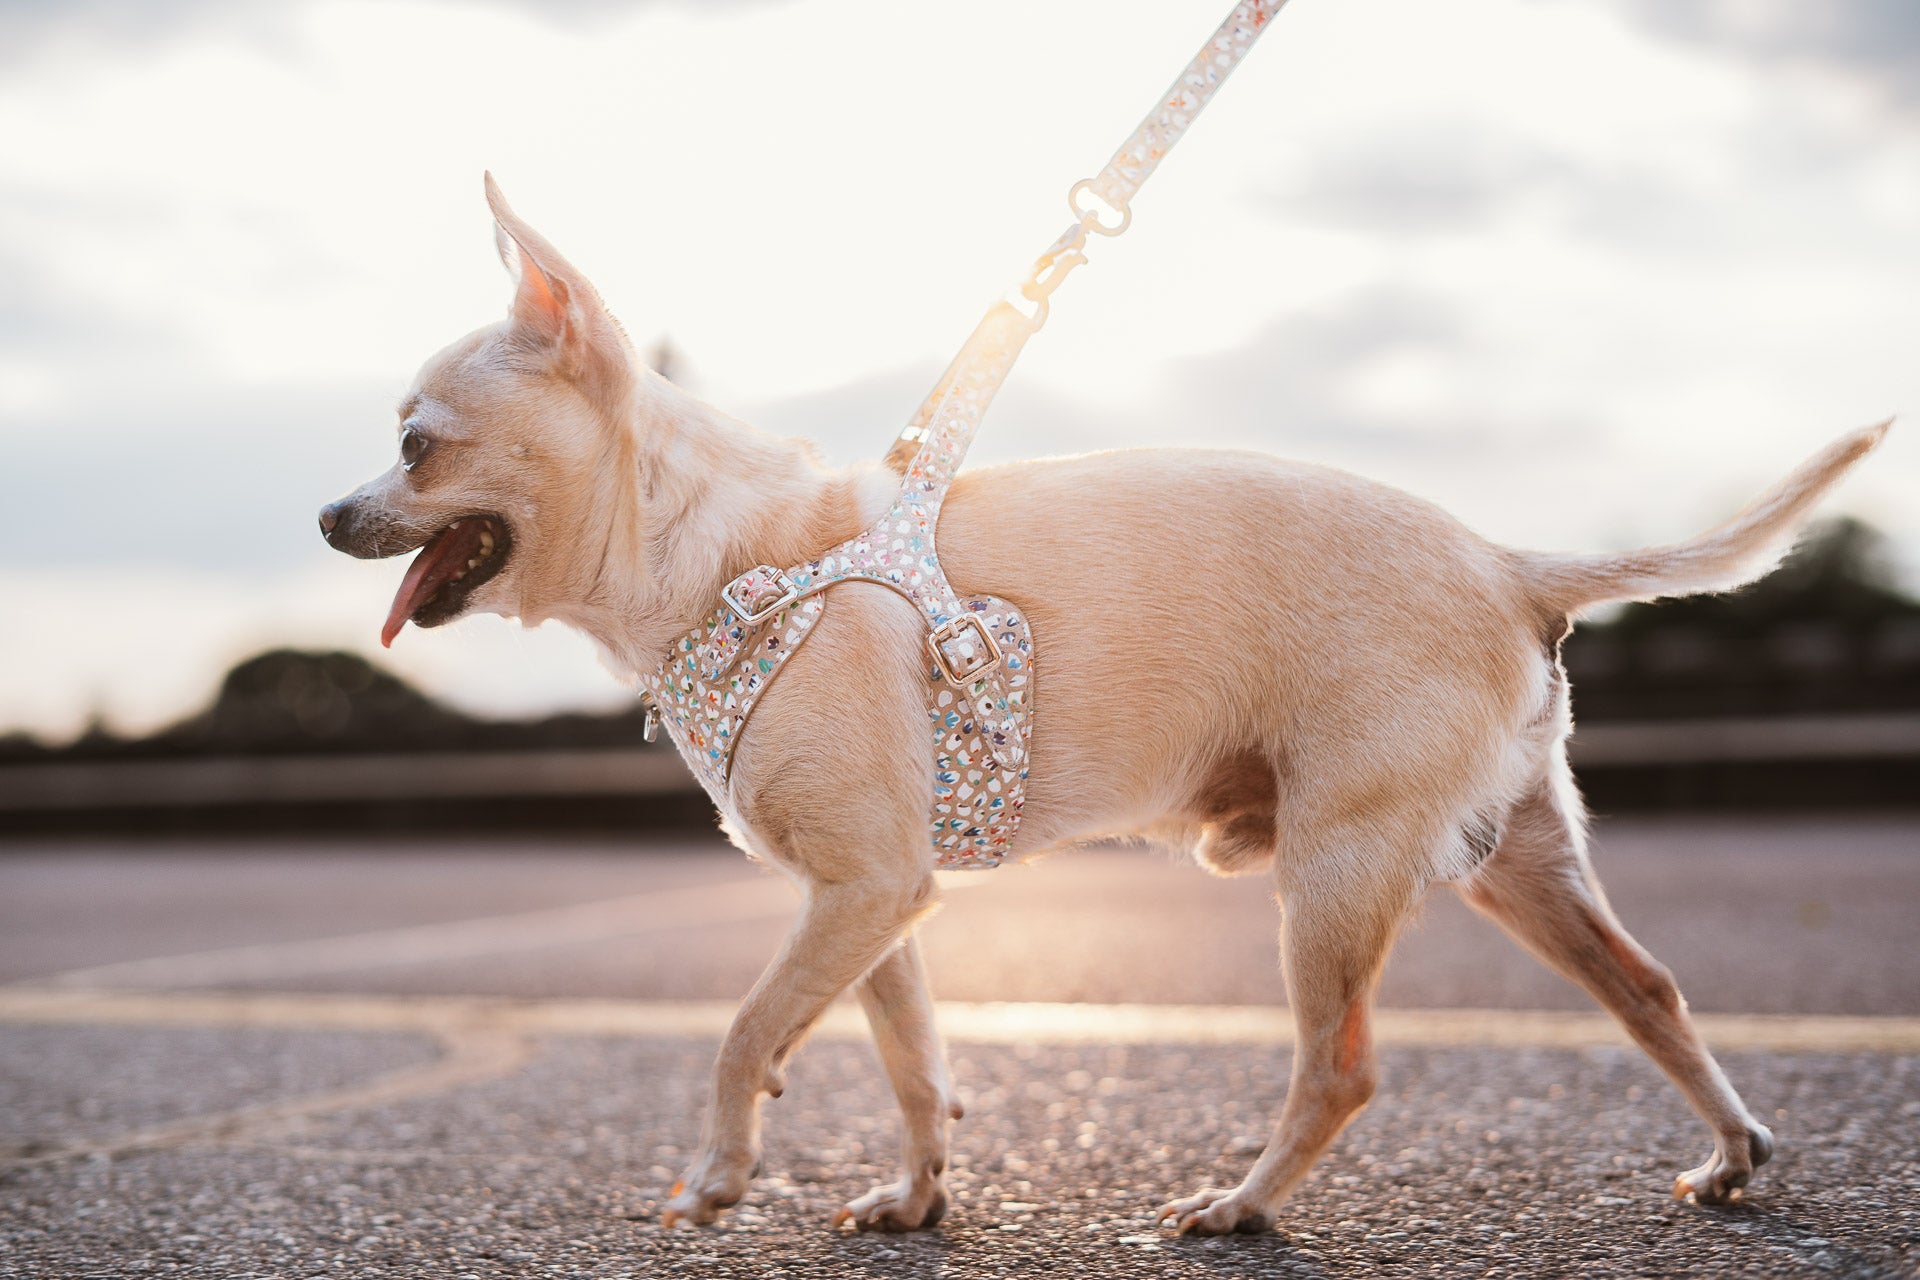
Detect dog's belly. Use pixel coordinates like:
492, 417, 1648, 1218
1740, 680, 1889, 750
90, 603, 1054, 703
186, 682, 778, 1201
933, 449, 1555, 858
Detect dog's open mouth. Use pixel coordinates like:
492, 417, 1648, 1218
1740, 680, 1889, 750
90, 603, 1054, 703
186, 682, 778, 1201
381, 515, 513, 647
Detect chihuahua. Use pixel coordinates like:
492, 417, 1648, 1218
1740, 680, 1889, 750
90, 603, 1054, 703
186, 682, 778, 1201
320, 175, 1884, 1235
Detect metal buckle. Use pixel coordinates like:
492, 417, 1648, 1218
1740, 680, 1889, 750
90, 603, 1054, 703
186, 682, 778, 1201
927, 613, 1001, 687
720, 565, 798, 625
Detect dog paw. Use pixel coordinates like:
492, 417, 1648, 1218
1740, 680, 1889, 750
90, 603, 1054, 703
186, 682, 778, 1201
1156, 1187, 1275, 1236
1673, 1124, 1774, 1205
660, 1149, 758, 1228
831, 1177, 949, 1232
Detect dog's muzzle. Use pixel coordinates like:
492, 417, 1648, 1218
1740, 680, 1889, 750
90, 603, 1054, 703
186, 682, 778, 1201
318, 497, 400, 560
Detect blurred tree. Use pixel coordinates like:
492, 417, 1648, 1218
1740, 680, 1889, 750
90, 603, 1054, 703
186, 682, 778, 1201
158, 650, 469, 754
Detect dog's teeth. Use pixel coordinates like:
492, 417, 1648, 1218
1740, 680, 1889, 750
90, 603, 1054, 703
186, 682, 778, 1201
479, 529, 495, 554
449, 519, 463, 530
466, 557, 481, 570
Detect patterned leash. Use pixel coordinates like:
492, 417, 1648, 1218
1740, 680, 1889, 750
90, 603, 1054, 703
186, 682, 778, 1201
881, 0, 1287, 479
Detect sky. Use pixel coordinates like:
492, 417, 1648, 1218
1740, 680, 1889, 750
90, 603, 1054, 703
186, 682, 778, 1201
1, 0, 1916, 741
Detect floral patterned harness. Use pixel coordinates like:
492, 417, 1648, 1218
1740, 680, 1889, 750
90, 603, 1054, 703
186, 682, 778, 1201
639, 302, 1040, 868
637, 1, 1282, 869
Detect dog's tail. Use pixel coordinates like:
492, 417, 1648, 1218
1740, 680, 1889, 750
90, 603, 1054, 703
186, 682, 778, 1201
1522, 421, 1889, 617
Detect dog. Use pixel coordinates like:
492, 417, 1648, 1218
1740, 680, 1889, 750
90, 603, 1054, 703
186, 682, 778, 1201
319, 175, 1885, 1236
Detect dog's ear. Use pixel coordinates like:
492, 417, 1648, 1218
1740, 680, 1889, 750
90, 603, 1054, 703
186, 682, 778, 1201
484, 172, 627, 393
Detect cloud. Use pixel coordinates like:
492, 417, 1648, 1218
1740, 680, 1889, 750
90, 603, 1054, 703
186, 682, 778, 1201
742, 362, 949, 468
0, 0, 295, 64
0, 0, 787, 65
1591, 0, 1920, 117
1258, 113, 1747, 258
1262, 112, 1913, 269
1266, 125, 1577, 238
7, 293, 1383, 584
0, 243, 195, 381
1160, 288, 1524, 451
757, 286, 1552, 477
0, 377, 403, 573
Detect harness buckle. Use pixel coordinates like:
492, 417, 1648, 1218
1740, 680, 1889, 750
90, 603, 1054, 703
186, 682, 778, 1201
928, 613, 1002, 687
721, 565, 799, 625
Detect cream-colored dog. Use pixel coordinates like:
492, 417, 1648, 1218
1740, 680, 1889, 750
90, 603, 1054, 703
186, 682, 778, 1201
320, 176, 1885, 1236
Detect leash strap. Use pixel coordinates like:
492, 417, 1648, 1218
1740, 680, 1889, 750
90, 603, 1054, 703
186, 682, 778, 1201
884, 0, 1286, 477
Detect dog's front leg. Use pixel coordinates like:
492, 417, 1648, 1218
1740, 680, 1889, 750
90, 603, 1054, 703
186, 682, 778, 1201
662, 873, 939, 1229
833, 932, 961, 1232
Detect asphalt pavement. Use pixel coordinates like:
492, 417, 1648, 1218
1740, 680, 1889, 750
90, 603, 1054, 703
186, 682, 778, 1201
2, 817, 1917, 1278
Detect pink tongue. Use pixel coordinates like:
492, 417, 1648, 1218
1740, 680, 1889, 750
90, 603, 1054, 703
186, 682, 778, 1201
381, 530, 466, 648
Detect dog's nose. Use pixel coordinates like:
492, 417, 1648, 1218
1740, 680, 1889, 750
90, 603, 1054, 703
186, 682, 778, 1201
318, 501, 346, 543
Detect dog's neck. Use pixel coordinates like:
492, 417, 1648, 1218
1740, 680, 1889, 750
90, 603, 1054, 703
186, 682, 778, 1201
552, 370, 895, 684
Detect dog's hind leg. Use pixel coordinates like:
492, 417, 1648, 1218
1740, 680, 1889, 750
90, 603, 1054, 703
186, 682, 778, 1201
1457, 766, 1773, 1203
661, 871, 939, 1229
1159, 826, 1423, 1235
832, 932, 962, 1232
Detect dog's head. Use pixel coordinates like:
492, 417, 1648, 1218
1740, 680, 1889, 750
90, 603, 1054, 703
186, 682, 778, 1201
320, 175, 636, 646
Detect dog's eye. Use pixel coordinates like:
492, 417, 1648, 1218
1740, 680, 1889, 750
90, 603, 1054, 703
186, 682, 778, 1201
400, 427, 430, 471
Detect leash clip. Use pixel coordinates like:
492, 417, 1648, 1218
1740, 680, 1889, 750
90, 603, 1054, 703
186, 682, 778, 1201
1011, 218, 1093, 328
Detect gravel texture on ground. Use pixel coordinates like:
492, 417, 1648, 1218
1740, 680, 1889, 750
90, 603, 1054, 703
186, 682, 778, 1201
3, 1027, 1914, 1278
